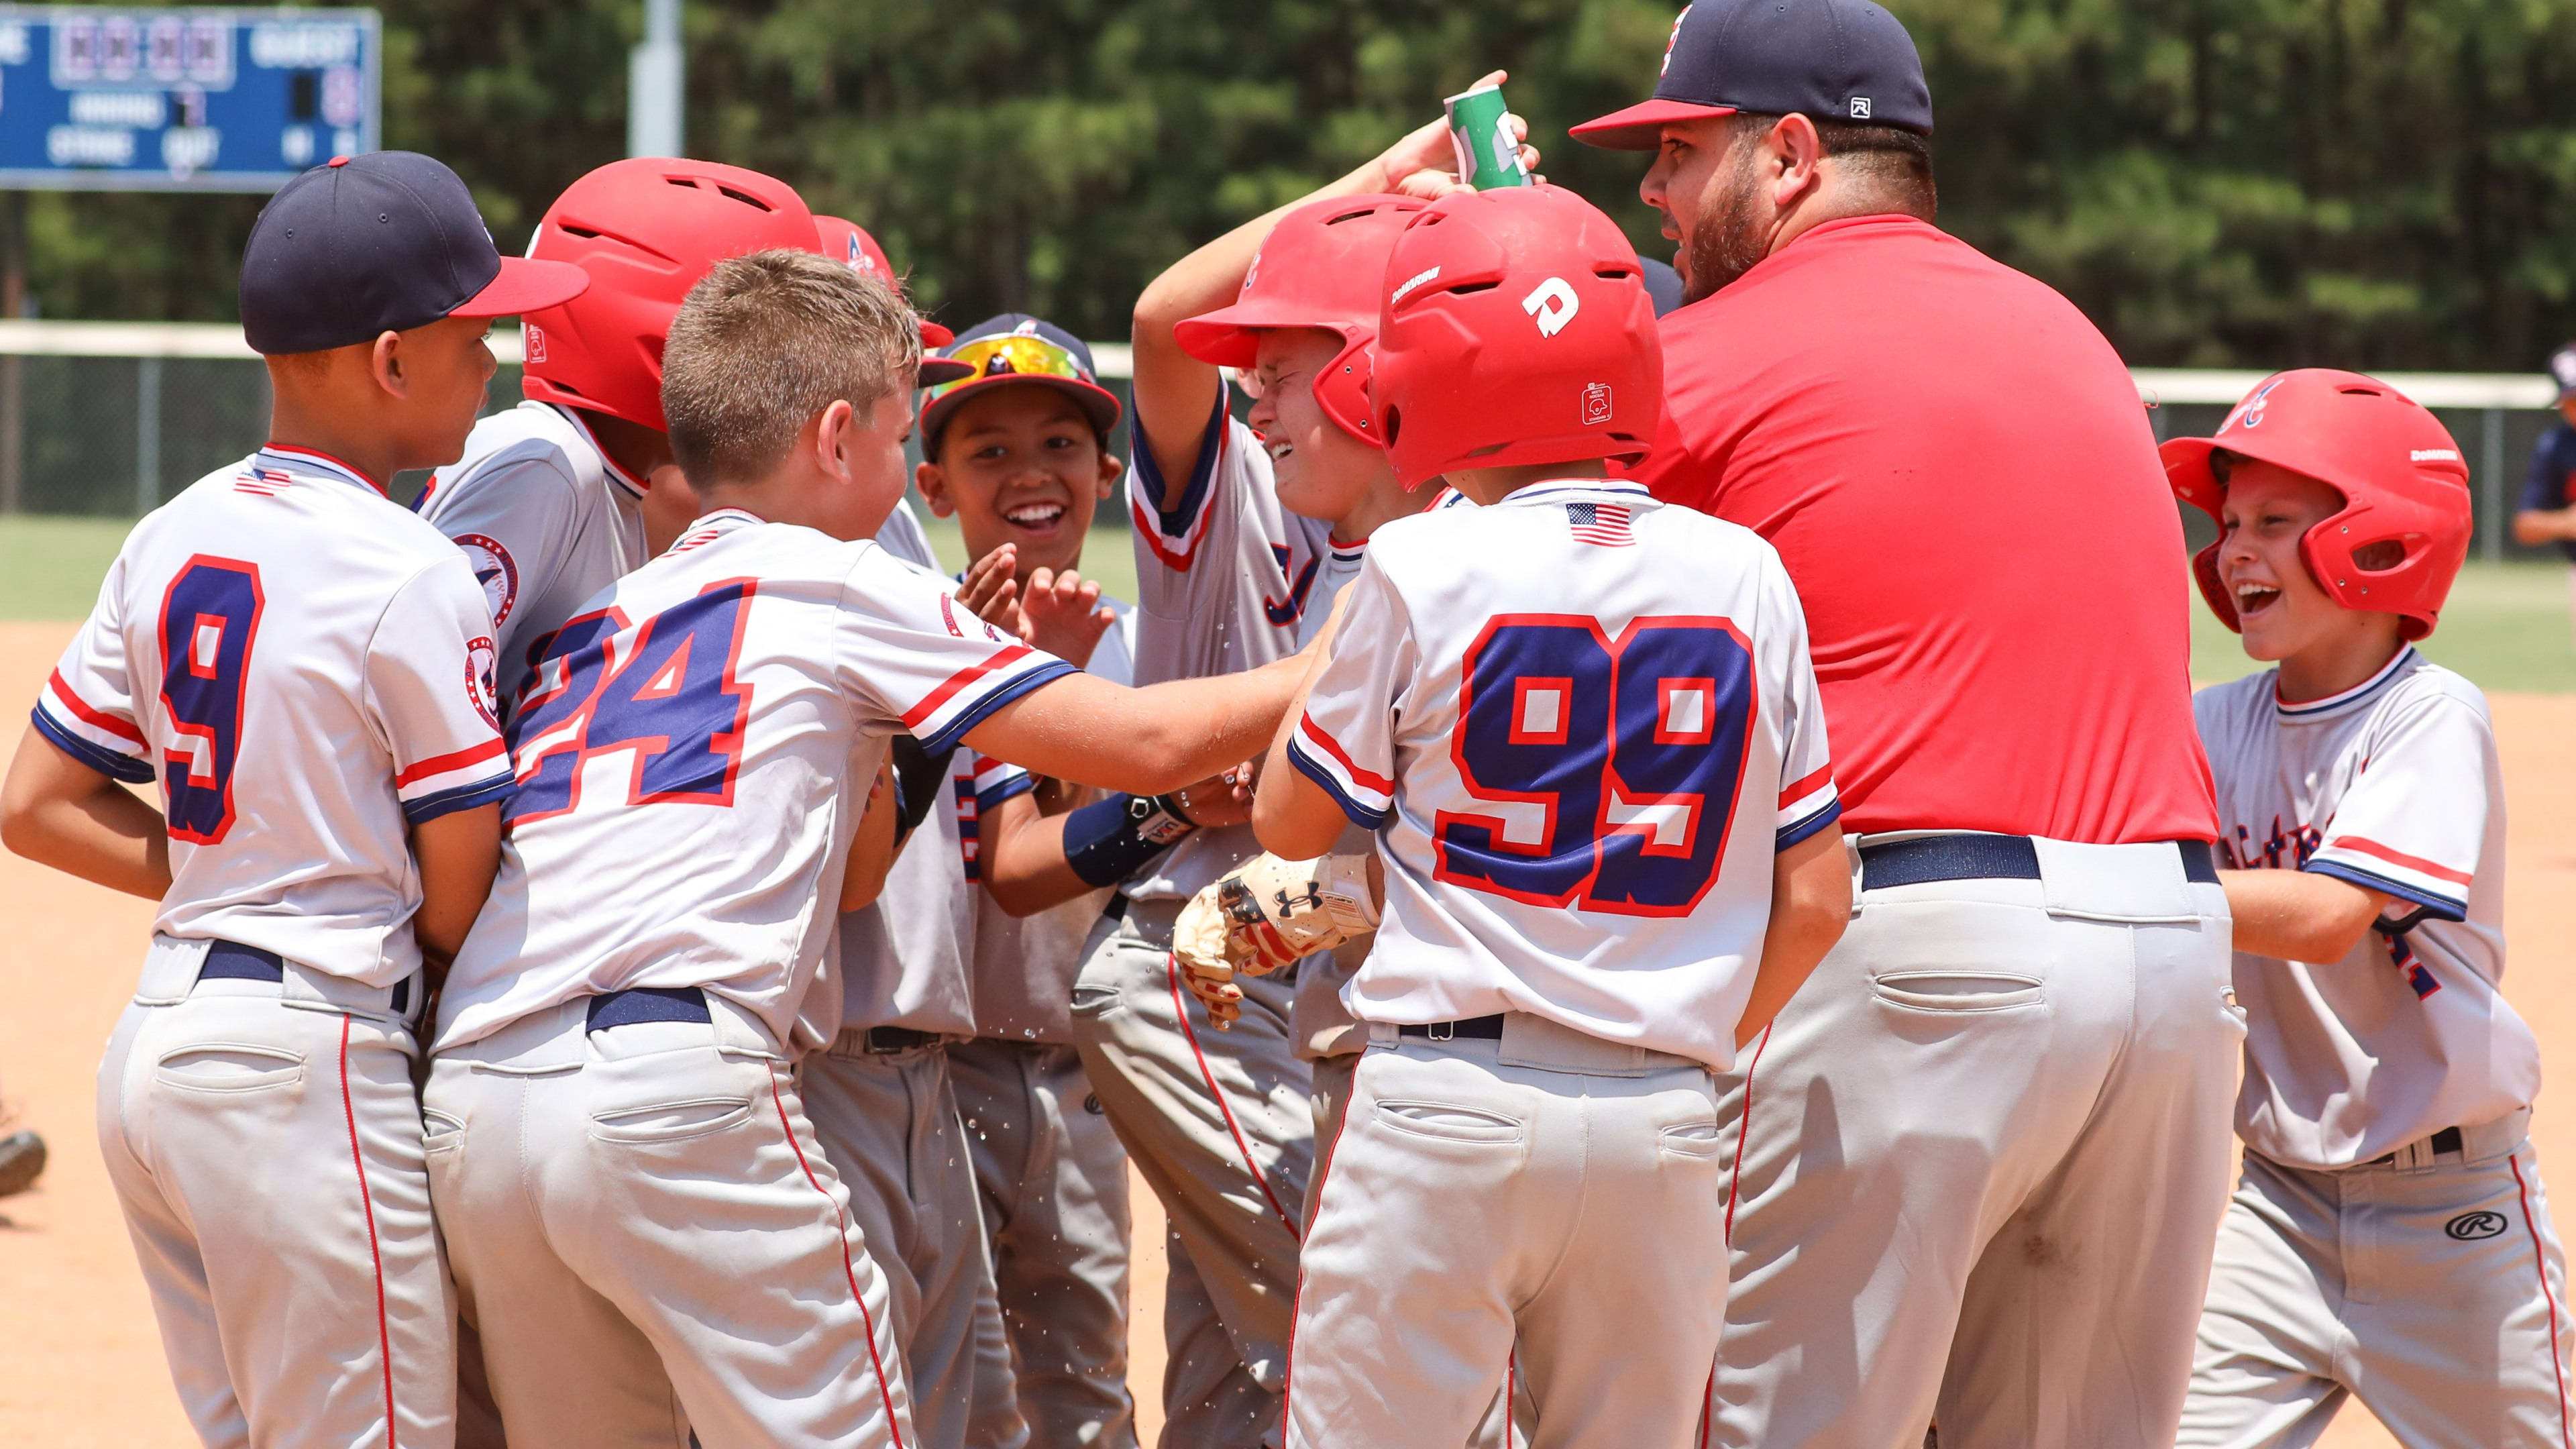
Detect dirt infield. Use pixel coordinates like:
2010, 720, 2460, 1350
1, 617, 2567, 1448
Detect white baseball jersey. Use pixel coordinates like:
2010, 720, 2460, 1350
1288, 478, 1838, 1072
2196, 647, 2536, 1167
967, 600, 1136, 1042
434, 507, 1078, 1053
34, 445, 511, 984
418, 400, 651, 710
1125, 391, 1362, 901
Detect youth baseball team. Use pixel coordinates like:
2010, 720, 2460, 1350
1, 2, 2563, 1447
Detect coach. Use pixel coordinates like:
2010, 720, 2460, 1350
1574, 3, 2236, 1446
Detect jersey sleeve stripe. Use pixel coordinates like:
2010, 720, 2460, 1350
45, 669, 145, 744
1776, 796, 1842, 851
976, 771, 1036, 813
2322, 833, 2475, 887
1778, 763, 1833, 807
902, 645, 1040, 731
394, 736, 507, 788
912, 659, 1081, 757
1126, 393, 1227, 569
30, 706, 155, 783
2303, 858, 2469, 923
401, 771, 514, 824
1285, 732, 1392, 832
1295, 713, 1395, 795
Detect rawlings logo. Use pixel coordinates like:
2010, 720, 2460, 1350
2446, 1210, 2509, 1241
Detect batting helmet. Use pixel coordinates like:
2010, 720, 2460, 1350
1370, 184, 1663, 490
2161, 369, 2471, 641
814, 215, 967, 370
1171, 193, 1425, 446
519, 158, 820, 433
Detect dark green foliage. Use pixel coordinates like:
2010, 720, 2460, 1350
11, 0, 2576, 369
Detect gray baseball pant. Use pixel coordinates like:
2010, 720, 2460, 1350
804, 1035, 1028, 1449
2179, 1110, 2575, 1448
1708, 840, 2241, 1449
949, 1036, 1138, 1449
1071, 903, 1313, 1449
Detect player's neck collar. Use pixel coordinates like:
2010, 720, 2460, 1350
547, 403, 650, 500
665, 506, 765, 555
2273, 645, 2416, 721
255, 443, 386, 498
1499, 477, 1651, 508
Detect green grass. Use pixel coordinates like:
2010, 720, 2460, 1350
9, 515, 2567, 693
2190, 561, 2576, 694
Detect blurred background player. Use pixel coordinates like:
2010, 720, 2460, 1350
2166, 371, 2571, 1448
2512, 343, 2576, 645
910, 313, 1146, 1447
1575, 3, 2239, 1443
1252, 181, 1849, 1448
1081, 87, 1532, 1444
0, 150, 582, 1448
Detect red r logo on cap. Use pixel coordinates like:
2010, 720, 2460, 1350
1661, 7, 1689, 75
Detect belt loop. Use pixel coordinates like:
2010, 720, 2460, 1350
1428, 1020, 1454, 1042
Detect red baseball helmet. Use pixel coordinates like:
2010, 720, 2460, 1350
2161, 368, 2471, 641
1172, 193, 1425, 445
519, 158, 820, 433
814, 214, 965, 368
1370, 184, 1664, 490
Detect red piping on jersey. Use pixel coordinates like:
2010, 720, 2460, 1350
1279, 1053, 1357, 1449
338, 1014, 399, 1447
1724, 1022, 1772, 1243
46, 669, 146, 744
2512, 1152, 2575, 1448
770, 1071, 909, 1449
1778, 763, 1833, 808
393, 737, 506, 788
262, 443, 389, 497
1165, 953, 1300, 1236
2326, 834, 2475, 887
902, 646, 1036, 731
1296, 714, 1394, 795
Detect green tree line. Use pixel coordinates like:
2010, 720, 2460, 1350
21, 0, 2576, 371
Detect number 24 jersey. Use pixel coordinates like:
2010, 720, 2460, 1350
1288, 480, 1838, 1072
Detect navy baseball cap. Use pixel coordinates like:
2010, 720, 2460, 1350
1572, 0, 1933, 151
239, 151, 590, 356
918, 314, 1124, 451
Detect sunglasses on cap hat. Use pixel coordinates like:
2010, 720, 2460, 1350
918, 323, 1124, 448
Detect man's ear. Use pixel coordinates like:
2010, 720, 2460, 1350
368, 330, 409, 400
1767, 113, 1827, 210
916, 456, 959, 518
1095, 449, 1122, 498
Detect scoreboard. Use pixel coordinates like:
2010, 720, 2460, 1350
0, 6, 379, 192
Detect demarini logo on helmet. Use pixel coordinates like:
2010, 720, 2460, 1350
1522, 277, 1579, 337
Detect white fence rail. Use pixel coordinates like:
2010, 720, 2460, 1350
0, 323, 2553, 564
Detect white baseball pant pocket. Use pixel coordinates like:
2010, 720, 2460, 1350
1287, 1026, 1729, 1449
98, 984, 453, 1449
425, 1000, 915, 1449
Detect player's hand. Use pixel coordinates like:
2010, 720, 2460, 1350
1372, 69, 1544, 199
1174, 851, 1383, 1030
1018, 566, 1117, 668
1171, 763, 1257, 830
1171, 898, 1244, 1029
956, 545, 1026, 640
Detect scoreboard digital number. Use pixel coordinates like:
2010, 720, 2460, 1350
0, 6, 379, 192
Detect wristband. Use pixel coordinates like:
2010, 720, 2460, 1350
1063, 792, 1198, 888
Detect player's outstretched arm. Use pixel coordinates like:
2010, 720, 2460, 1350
0, 724, 170, 900
1737, 825, 1851, 1049
410, 803, 500, 971
981, 769, 1252, 918
2218, 868, 2391, 962
962, 663, 1299, 801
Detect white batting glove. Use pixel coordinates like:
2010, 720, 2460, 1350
1173, 853, 1379, 1030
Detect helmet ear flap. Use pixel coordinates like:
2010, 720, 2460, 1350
1312, 331, 1379, 446
2192, 542, 2240, 634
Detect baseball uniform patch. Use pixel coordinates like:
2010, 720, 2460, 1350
456, 532, 519, 627
466, 635, 500, 731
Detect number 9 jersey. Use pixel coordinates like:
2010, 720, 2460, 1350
1285, 479, 1838, 1072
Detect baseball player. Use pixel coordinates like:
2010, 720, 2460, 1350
1251, 182, 1849, 1447
897, 313, 1150, 1446
2163, 370, 2571, 1448
419, 163, 969, 715
421, 250, 1306, 1446
1085, 89, 1529, 1436
0, 152, 586, 1448
2512, 343, 2576, 644
1576, 4, 2239, 1444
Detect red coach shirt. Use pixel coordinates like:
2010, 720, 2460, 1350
1630, 214, 2215, 843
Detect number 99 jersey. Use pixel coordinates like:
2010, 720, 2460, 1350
1285, 479, 1838, 1072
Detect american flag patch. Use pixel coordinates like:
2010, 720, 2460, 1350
233, 467, 293, 496
1566, 500, 1633, 547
